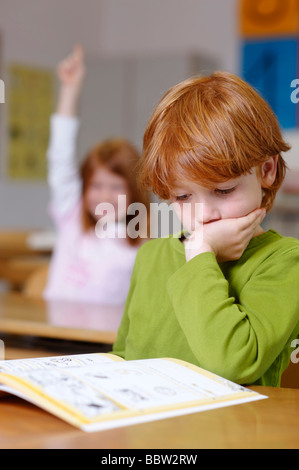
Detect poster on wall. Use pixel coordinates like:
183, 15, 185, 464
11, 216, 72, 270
7, 64, 54, 180
240, 0, 299, 130
240, 0, 298, 37
242, 38, 297, 129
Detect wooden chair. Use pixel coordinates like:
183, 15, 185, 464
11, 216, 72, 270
23, 264, 49, 299
281, 359, 299, 389
0, 230, 53, 291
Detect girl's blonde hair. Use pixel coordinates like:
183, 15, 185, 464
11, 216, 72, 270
139, 71, 290, 211
81, 138, 149, 245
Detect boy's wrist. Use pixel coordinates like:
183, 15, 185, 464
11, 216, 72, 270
184, 240, 215, 262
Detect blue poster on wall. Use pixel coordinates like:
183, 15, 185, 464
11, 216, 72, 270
241, 38, 297, 129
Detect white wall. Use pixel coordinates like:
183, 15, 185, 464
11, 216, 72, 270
94, 0, 299, 173
1, 0, 297, 230
97, 0, 239, 71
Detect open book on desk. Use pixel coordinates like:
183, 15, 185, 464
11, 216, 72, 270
0, 353, 267, 432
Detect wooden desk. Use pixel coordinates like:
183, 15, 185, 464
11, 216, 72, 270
1, 294, 298, 449
0, 292, 123, 345
0, 386, 298, 449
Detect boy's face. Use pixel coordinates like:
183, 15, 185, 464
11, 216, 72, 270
169, 161, 275, 233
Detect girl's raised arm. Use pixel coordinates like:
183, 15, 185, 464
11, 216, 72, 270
56, 45, 86, 117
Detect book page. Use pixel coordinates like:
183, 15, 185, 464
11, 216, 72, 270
0, 357, 266, 432
0, 352, 122, 374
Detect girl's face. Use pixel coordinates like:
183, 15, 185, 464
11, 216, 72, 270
169, 159, 276, 233
84, 166, 130, 223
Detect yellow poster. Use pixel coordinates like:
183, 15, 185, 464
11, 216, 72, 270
240, 0, 299, 37
8, 64, 54, 180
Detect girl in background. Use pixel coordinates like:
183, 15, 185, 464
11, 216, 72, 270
43, 46, 149, 304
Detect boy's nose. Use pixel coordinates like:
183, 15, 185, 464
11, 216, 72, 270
201, 203, 221, 224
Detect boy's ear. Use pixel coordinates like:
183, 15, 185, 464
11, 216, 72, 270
261, 155, 278, 188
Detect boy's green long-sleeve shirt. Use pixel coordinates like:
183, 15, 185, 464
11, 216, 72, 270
112, 230, 299, 386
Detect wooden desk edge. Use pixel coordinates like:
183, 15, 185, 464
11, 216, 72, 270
1, 385, 299, 449
0, 319, 117, 344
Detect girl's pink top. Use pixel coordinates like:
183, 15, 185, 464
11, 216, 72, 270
43, 114, 138, 305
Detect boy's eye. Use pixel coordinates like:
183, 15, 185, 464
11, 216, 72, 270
175, 194, 191, 201
214, 187, 236, 196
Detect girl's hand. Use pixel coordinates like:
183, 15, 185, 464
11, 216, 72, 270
56, 45, 86, 116
57, 45, 85, 89
184, 208, 266, 263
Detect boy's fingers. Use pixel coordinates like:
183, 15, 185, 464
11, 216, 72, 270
239, 208, 266, 229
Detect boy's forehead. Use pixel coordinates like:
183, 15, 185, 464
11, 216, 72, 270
170, 180, 210, 195
171, 177, 234, 191
170, 178, 196, 191
169, 172, 258, 194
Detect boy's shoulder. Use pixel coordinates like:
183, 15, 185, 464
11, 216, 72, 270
251, 230, 299, 265
138, 236, 172, 254
136, 234, 182, 259
264, 230, 299, 251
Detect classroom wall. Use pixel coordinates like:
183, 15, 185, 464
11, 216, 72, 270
97, 0, 239, 71
0, 0, 240, 229
0, 0, 102, 228
0, 0, 298, 230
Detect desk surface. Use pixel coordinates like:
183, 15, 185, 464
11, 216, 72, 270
0, 293, 123, 344
0, 386, 298, 449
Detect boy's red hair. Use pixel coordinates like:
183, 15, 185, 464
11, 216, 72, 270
139, 71, 290, 211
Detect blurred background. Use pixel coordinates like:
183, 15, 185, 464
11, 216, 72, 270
0, 0, 299, 233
